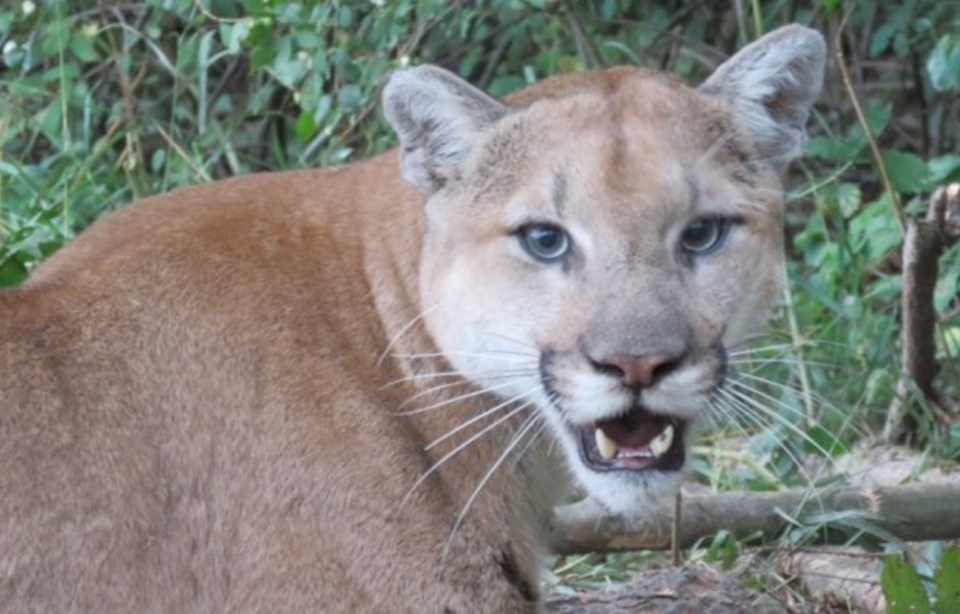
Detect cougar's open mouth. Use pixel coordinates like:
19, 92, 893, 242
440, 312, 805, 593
575, 406, 686, 472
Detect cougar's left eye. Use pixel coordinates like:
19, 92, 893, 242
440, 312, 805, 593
518, 223, 571, 263
680, 217, 730, 255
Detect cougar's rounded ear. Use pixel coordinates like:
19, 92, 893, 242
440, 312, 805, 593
382, 65, 511, 196
700, 25, 826, 170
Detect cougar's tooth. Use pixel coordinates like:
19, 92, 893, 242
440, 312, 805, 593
649, 424, 675, 458
595, 428, 619, 460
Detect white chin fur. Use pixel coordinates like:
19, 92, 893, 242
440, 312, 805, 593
567, 440, 683, 517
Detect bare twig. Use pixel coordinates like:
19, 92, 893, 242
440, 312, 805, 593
670, 491, 682, 566
834, 11, 906, 233
560, 0, 603, 70
153, 124, 213, 183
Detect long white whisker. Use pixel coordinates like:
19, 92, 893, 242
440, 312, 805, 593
509, 420, 548, 471
381, 370, 464, 389
442, 411, 542, 559
727, 343, 797, 357
392, 351, 535, 363
381, 367, 538, 390
731, 371, 852, 425
377, 303, 443, 366
424, 386, 541, 450
396, 370, 545, 410
482, 331, 540, 351
729, 356, 839, 370
714, 393, 808, 470
399, 403, 532, 509
706, 394, 761, 443
711, 392, 823, 486
722, 383, 839, 465
397, 379, 476, 409
725, 332, 793, 349
396, 380, 518, 416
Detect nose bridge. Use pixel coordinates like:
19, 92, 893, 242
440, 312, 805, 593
585, 267, 691, 359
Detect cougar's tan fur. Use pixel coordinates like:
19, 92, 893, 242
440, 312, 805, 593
0, 26, 825, 612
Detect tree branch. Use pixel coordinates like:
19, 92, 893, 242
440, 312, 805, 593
883, 183, 960, 443
549, 482, 960, 554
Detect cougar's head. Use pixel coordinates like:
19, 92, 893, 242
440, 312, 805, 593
383, 25, 825, 515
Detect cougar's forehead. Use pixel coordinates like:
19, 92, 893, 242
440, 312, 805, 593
460, 76, 781, 239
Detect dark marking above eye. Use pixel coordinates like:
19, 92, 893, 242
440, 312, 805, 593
551, 169, 568, 216
684, 175, 701, 206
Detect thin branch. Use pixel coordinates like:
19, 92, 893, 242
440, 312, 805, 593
834, 10, 905, 233
883, 183, 960, 442
560, 0, 603, 70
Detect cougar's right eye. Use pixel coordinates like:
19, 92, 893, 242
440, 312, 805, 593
518, 223, 571, 264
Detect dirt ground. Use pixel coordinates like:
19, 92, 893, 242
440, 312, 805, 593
545, 564, 787, 613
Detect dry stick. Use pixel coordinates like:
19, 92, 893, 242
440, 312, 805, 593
883, 184, 960, 442
549, 482, 960, 554
153, 124, 214, 184
834, 11, 906, 233
560, 0, 603, 70
670, 491, 682, 566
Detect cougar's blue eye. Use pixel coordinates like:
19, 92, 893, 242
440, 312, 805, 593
680, 217, 729, 255
518, 224, 571, 263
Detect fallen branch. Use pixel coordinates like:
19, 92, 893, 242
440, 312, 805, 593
549, 482, 960, 554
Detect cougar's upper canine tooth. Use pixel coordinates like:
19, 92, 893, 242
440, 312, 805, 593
595, 428, 619, 460
649, 424, 675, 458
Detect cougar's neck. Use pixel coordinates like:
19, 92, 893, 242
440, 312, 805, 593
356, 151, 555, 563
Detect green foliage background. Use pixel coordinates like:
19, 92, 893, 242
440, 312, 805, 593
1, 0, 959, 497
2, 0, 960, 603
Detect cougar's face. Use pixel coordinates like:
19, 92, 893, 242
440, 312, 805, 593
418, 90, 785, 514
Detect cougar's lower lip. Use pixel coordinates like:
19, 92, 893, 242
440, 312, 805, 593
575, 405, 686, 472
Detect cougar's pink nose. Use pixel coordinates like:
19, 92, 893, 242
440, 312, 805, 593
590, 352, 684, 389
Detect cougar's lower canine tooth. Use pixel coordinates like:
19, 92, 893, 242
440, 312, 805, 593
649, 424, 675, 457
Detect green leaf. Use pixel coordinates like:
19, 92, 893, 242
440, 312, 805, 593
927, 34, 960, 92
882, 554, 932, 614
219, 22, 251, 54
36, 100, 63, 147
837, 183, 862, 218
68, 30, 100, 63
336, 84, 362, 112
882, 150, 933, 195
0, 256, 29, 288
705, 529, 741, 569
805, 136, 864, 162
338, 6, 355, 29
929, 155, 960, 184
821, 0, 841, 12
805, 425, 851, 457
865, 100, 894, 136
870, 22, 897, 58
295, 111, 317, 142
936, 548, 960, 614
